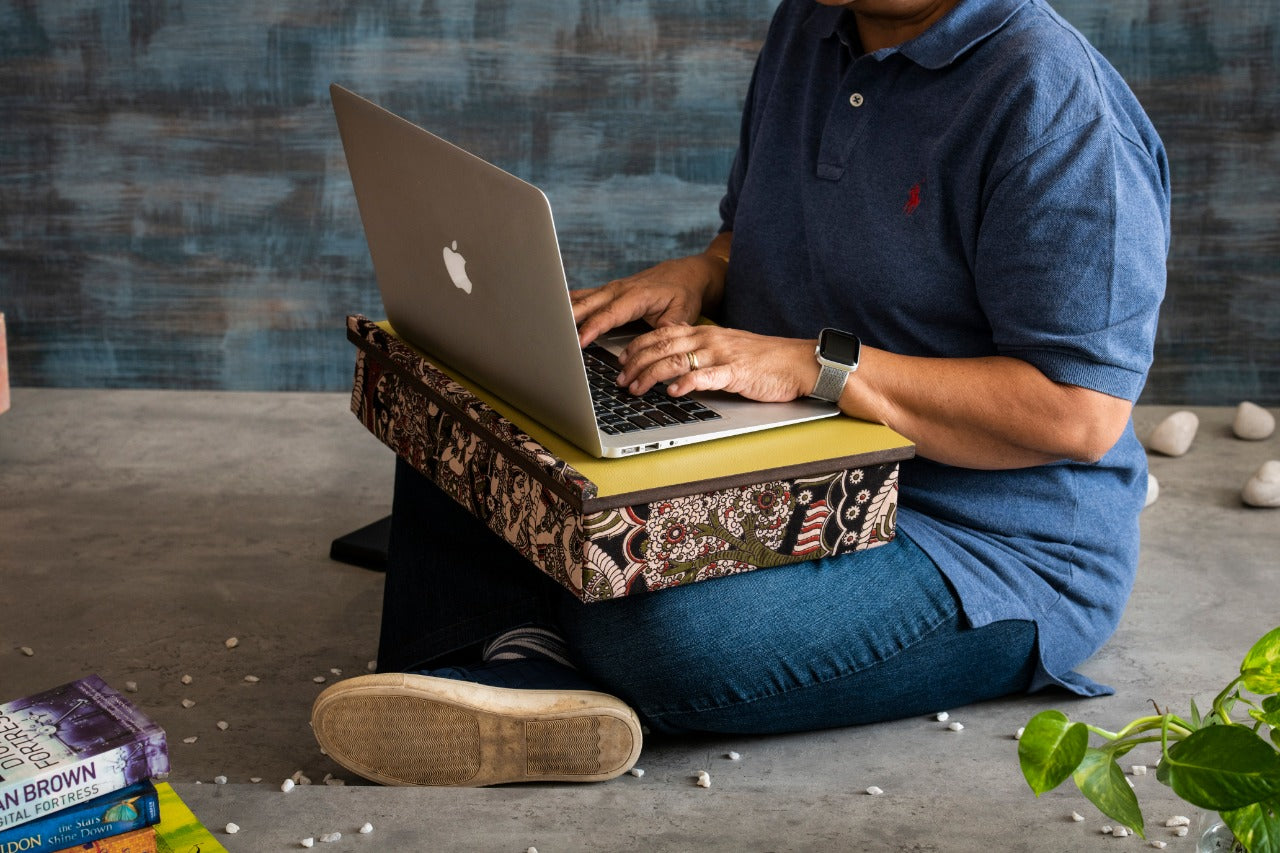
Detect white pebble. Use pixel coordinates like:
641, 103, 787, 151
181, 699, 196, 709
629, 767, 645, 778
358, 823, 373, 834
367, 660, 377, 672
1071, 812, 1085, 822
217, 720, 229, 731
1175, 827, 1189, 837
1146, 410, 1198, 457
935, 711, 950, 722
1102, 826, 1113, 834
1165, 816, 1191, 827
214, 775, 227, 785
1144, 473, 1159, 507
319, 832, 341, 843
300, 839, 314, 849
225, 823, 240, 835
866, 786, 884, 796
1233, 401, 1275, 441
292, 770, 312, 785
1131, 764, 1147, 776
526, 848, 538, 853
1242, 460, 1280, 508
124, 681, 138, 692
324, 777, 345, 786
1113, 826, 1130, 837
180, 674, 193, 685
330, 668, 343, 676
726, 751, 741, 761
1014, 727, 1025, 740
250, 777, 262, 783
225, 637, 239, 649
947, 721, 964, 732
1150, 842, 1168, 850
244, 674, 260, 683
19, 647, 34, 657
183, 736, 198, 744
313, 676, 326, 684
280, 778, 295, 793
696, 771, 711, 788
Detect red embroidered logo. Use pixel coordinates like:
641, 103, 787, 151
903, 182, 922, 215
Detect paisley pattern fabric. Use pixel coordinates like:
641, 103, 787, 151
348, 315, 898, 602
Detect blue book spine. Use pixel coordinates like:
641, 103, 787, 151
0, 779, 159, 852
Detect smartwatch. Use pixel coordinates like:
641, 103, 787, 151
810, 328, 861, 402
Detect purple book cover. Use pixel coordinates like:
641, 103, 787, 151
0, 676, 168, 833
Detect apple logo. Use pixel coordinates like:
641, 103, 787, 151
442, 240, 474, 294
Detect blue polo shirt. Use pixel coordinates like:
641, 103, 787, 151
718, 0, 1170, 695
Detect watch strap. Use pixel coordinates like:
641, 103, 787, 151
811, 364, 850, 402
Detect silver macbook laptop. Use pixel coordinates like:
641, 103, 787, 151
330, 84, 837, 458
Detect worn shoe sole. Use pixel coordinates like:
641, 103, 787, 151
311, 673, 643, 787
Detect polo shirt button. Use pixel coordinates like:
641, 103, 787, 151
849, 92, 864, 107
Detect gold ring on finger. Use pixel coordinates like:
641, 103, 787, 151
687, 351, 700, 371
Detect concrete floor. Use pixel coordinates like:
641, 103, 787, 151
1, 388, 1276, 852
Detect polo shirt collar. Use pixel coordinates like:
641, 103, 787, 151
803, 0, 1031, 69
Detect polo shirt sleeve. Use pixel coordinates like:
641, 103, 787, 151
975, 114, 1170, 402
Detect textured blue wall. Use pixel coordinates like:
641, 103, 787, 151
1, 1, 1276, 403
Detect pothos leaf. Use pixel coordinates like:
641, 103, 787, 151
1018, 710, 1089, 796
1221, 796, 1280, 853
1160, 726, 1280, 812
1242, 626, 1280, 695
1073, 748, 1145, 838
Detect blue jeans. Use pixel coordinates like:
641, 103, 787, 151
379, 459, 1036, 735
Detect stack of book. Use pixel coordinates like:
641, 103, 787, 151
0, 675, 226, 853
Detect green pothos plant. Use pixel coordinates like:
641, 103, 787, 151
1018, 626, 1280, 852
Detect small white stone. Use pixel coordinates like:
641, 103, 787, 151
280, 778, 295, 793
1131, 764, 1148, 776
935, 711, 949, 722
1165, 816, 1191, 827
629, 767, 645, 778
1233, 401, 1276, 441
367, 660, 377, 672
292, 770, 312, 785
865, 786, 884, 796
1144, 473, 1159, 507
1150, 842, 1168, 850
225, 637, 239, 649
214, 775, 227, 785
726, 751, 741, 761
330, 668, 343, 676
1113, 826, 1130, 837
180, 674, 193, 685
250, 777, 262, 783
1146, 410, 1199, 457
124, 681, 138, 692
324, 777, 345, 786
947, 721, 964, 732
244, 674, 260, 683
181, 699, 196, 709
300, 839, 314, 849
696, 771, 711, 788
526, 848, 538, 853
217, 721, 229, 731
183, 736, 198, 744
312, 676, 326, 684
1102, 826, 1113, 834
1014, 727, 1025, 740
1242, 460, 1280, 508
19, 647, 33, 657
319, 832, 341, 843
1175, 827, 1189, 837
225, 822, 240, 835
358, 823, 373, 834
1071, 812, 1085, 822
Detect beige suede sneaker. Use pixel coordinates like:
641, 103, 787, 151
311, 672, 643, 787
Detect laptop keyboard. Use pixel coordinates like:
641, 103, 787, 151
583, 344, 722, 435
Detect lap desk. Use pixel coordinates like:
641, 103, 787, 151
347, 315, 915, 602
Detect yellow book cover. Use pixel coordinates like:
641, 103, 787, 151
152, 784, 227, 853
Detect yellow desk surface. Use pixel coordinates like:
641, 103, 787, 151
378, 322, 915, 503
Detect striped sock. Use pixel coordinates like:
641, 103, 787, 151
481, 625, 576, 669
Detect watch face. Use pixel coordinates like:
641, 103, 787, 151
820, 328, 860, 366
